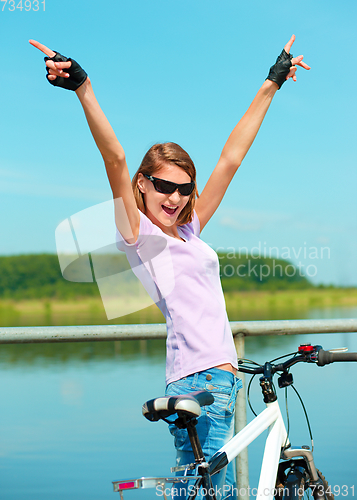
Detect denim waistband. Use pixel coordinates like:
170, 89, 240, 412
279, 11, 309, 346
168, 367, 242, 392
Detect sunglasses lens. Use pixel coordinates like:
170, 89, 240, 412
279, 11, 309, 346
179, 183, 194, 196
154, 179, 177, 194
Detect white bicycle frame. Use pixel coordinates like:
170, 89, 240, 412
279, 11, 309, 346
113, 398, 320, 499
220, 401, 288, 499
212, 399, 319, 499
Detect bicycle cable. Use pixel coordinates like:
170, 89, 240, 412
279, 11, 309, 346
279, 359, 314, 451
247, 374, 258, 417
283, 385, 290, 450
271, 351, 297, 448
290, 383, 314, 451
269, 351, 298, 363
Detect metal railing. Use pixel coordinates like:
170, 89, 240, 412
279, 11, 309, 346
1, 318, 357, 343
1, 318, 357, 498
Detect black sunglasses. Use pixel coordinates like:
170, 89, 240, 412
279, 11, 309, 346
144, 174, 195, 196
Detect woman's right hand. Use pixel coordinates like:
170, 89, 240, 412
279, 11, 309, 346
29, 39, 87, 91
30, 39, 140, 241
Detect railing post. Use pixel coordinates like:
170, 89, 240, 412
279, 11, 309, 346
234, 333, 250, 500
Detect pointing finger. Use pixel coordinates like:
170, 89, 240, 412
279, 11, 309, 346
284, 34, 295, 54
29, 39, 55, 58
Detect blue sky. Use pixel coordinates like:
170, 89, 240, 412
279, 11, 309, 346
0, 0, 356, 286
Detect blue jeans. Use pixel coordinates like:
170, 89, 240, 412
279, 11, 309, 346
165, 368, 242, 500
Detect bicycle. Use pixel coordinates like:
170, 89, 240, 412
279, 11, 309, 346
112, 343, 357, 499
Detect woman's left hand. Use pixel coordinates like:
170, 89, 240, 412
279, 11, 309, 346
267, 35, 311, 89
284, 34, 311, 83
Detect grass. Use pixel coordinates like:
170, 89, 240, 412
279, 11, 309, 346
1, 288, 357, 327
225, 288, 357, 310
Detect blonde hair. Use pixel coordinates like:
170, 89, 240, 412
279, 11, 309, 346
132, 142, 198, 225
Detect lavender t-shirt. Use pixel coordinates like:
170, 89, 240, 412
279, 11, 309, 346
117, 209, 238, 385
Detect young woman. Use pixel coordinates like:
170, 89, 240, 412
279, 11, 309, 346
30, 36, 309, 499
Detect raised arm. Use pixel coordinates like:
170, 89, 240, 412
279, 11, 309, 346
195, 35, 310, 231
29, 40, 140, 243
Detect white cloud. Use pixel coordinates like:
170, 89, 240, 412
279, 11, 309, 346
218, 208, 291, 232
0, 168, 31, 180
0, 178, 109, 202
217, 207, 356, 236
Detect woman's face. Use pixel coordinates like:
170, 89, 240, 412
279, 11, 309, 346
138, 163, 192, 229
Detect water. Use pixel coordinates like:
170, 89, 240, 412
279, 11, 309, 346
1, 307, 357, 499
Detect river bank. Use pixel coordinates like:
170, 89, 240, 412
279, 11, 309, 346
1, 288, 357, 327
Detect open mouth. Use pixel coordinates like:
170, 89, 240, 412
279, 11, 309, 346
162, 205, 179, 216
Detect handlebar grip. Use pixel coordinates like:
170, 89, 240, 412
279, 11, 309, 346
317, 349, 357, 366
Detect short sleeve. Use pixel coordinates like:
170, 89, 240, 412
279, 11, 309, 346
116, 209, 154, 252
180, 210, 201, 237
191, 210, 201, 236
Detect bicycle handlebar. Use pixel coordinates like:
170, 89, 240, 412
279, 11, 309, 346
316, 348, 357, 366
237, 344, 357, 376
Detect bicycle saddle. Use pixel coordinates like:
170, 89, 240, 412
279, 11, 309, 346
142, 390, 214, 422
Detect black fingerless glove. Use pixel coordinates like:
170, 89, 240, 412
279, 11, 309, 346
44, 51, 87, 91
266, 49, 293, 89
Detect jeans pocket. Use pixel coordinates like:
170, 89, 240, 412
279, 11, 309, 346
205, 386, 232, 418
205, 377, 242, 417
168, 423, 188, 450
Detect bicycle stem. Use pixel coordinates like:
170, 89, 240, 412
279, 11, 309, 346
260, 362, 278, 403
